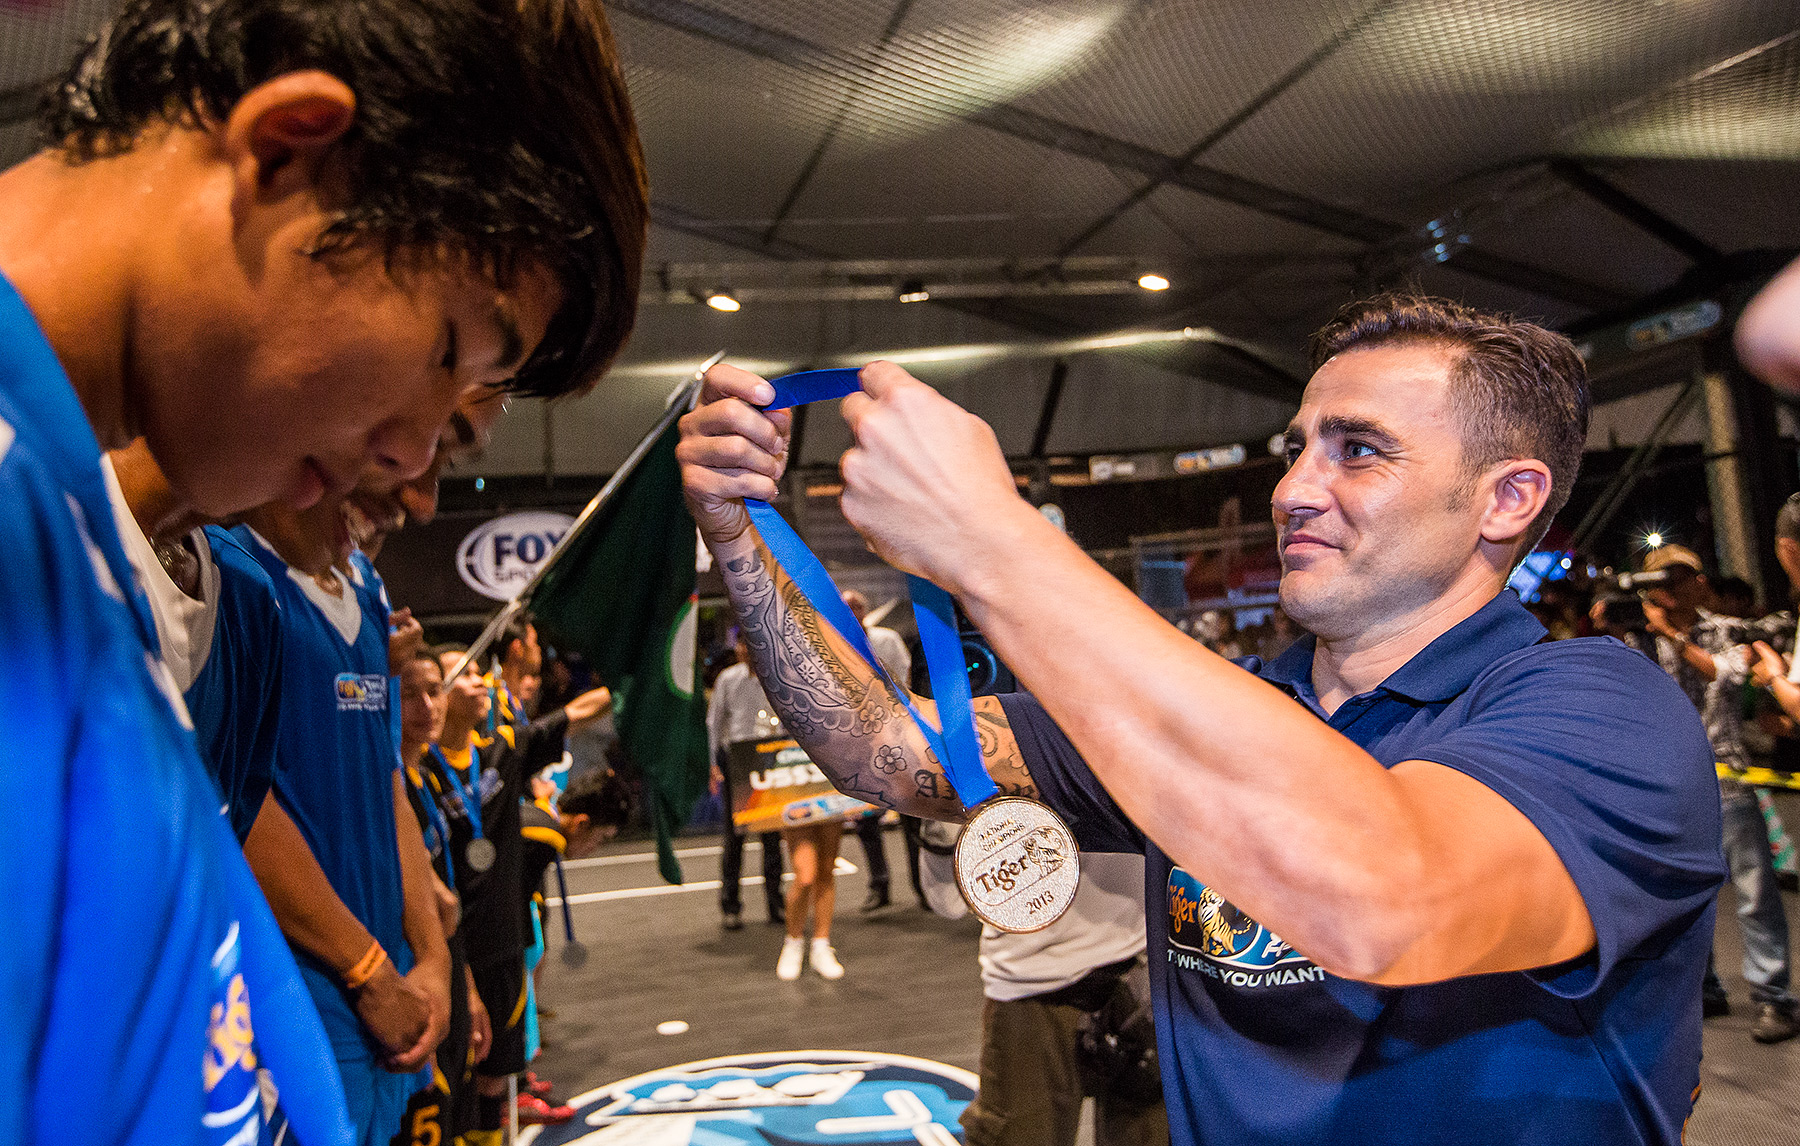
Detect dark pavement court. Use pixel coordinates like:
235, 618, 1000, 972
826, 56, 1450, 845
530, 825, 1800, 1145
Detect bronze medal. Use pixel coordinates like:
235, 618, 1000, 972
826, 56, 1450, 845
953, 796, 1080, 932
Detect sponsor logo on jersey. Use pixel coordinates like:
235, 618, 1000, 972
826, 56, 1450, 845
1167, 865, 1323, 988
335, 672, 389, 712
518, 1050, 975, 1146
456, 510, 575, 602
204, 922, 263, 1146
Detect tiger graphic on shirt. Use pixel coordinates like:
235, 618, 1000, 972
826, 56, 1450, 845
1166, 865, 1325, 987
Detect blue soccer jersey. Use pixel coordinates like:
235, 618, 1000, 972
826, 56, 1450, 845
0, 274, 352, 1145
232, 526, 416, 1062
186, 526, 285, 843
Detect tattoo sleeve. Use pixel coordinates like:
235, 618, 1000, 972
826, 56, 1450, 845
718, 535, 1036, 821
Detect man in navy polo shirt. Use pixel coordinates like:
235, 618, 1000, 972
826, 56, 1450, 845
678, 295, 1725, 1144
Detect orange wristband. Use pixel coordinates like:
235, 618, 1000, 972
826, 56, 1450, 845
342, 941, 388, 992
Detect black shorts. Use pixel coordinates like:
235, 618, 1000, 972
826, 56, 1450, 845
469, 954, 528, 1077
434, 936, 478, 1137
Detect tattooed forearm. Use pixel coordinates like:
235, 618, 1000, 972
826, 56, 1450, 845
721, 544, 963, 819
719, 538, 1037, 823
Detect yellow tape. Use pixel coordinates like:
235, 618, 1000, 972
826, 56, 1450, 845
1716, 762, 1800, 791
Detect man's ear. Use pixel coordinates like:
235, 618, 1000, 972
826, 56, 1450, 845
220, 71, 356, 201
1480, 460, 1552, 547
564, 812, 590, 836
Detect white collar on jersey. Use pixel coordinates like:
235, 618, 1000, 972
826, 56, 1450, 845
291, 565, 364, 646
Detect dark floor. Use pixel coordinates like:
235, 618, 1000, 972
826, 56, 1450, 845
530, 826, 1800, 1145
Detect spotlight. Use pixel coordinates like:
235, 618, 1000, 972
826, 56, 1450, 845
898, 279, 930, 303
1137, 273, 1171, 292
705, 290, 740, 313
1644, 532, 1664, 549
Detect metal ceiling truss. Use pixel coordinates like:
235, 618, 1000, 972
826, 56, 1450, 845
650, 199, 1305, 399
645, 254, 1166, 305
612, 0, 1625, 310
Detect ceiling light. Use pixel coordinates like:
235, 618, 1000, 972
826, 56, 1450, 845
898, 279, 930, 303
1644, 531, 1664, 549
1137, 273, 1170, 292
705, 291, 740, 313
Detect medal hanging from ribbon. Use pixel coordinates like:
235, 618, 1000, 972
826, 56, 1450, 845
744, 368, 1079, 933
433, 744, 497, 875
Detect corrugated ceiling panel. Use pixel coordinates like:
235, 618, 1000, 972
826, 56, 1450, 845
684, 0, 911, 52
1202, 0, 1800, 209
1115, 184, 1368, 262
613, 12, 853, 221
1044, 352, 1297, 455
0, 0, 111, 90
1445, 180, 1693, 296
778, 121, 1137, 257
1010, 0, 1380, 155
1571, 29, 1800, 161
643, 223, 781, 265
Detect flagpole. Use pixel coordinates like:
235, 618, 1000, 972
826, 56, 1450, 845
445, 351, 724, 681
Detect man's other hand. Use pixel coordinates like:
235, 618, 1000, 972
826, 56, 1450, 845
1740, 255, 1800, 396
384, 960, 452, 1072
1752, 640, 1791, 689
839, 361, 1033, 590
354, 959, 430, 1063
677, 363, 791, 547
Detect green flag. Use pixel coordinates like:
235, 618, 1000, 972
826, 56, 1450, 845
530, 414, 707, 885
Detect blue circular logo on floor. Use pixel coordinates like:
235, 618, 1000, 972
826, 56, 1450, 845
520, 1050, 976, 1145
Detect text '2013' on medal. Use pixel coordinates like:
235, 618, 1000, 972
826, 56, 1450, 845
955, 797, 1081, 933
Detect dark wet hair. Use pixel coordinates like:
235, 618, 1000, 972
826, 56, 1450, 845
561, 766, 630, 831
1311, 294, 1590, 555
40, 0, 649, 398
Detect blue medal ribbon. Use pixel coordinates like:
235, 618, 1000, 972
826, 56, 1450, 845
408, 757, 455, 891
742, 368, 999, 809
431, 744, 486, 840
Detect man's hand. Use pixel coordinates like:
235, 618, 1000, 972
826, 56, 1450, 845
563, 685, 612, 725
1740, 254, 1800, 396
354, 958, 431, 1061
467, 967, 492, 1065
676, 363, 790, 548
389, 607, 425, 674
384, 959, 451, 1072
838, 362, 1038, 592
1640, 600, 1677, 640
1751, 640, 1788, 689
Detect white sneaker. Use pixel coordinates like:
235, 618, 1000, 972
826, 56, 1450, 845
810, 939, 844, 980
777, 937, 805, 980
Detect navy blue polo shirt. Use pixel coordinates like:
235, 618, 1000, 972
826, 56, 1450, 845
1001, 591, 1724, 1145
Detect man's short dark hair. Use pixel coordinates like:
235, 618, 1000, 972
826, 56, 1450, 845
1310, 294, 1590, 556
561, 767, 630, 832
40, 0, 649, 399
